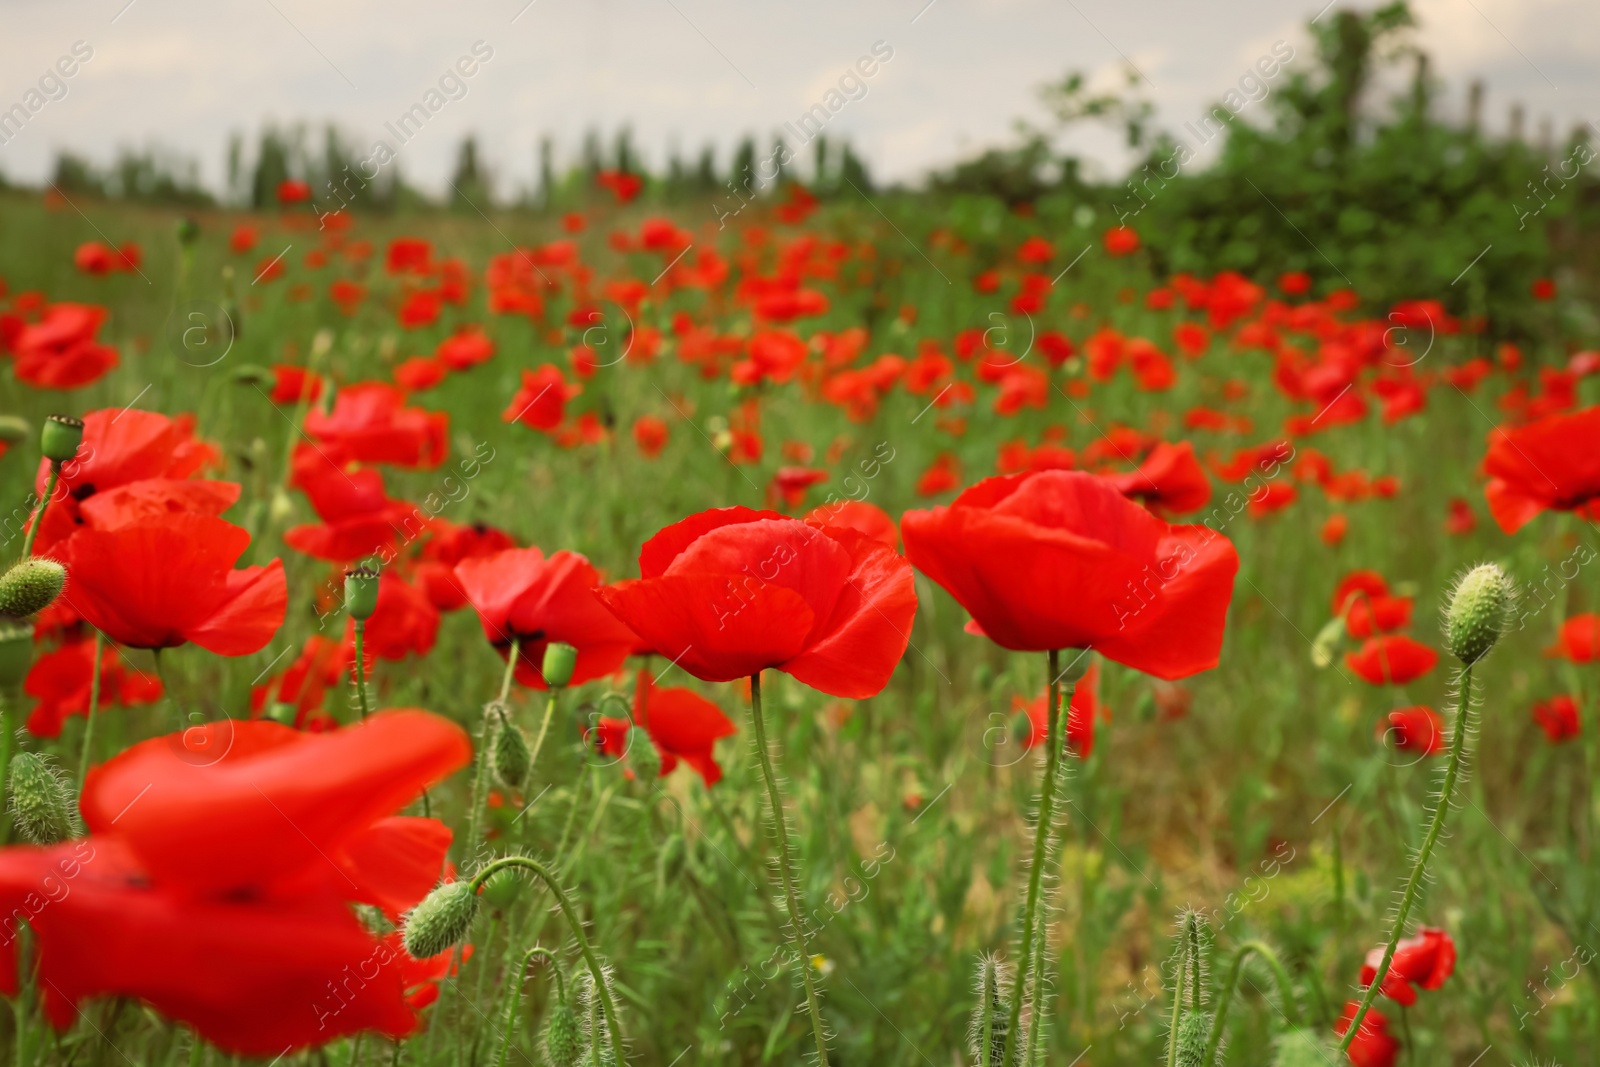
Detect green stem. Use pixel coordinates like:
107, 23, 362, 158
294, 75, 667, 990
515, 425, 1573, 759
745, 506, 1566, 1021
77, 630, 104, 789
1201, 940, 1301, 1067
20, 465, 59, 560
1010, 649, 1069, 1066
1337, 664, 1475, 1056
527, 690, 557, 780
1164, 926, 1189, 1067
466, 640, 520, 863
748, 671, 830, 1067
494, 947, 563, 1067
498, 641, 519, 704
469, 857, 627, 1067
0, 692, 12, 844
352, 622, 370, 721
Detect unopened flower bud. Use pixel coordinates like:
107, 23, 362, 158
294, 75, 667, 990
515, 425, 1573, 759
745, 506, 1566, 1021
1445, 562, 1512, 665
40, 414, 84, 465
345, 565, 380, 621
492, 713, 532, 789
543, 1001, 583, 1067
176, 217, 200, 245
542, 642, 578, 688
0, 623, 34, 688
1272, 1028, 1330, 1067
9, 753, 75, 844
0, 417, 30, 445
0, 559, 66, 618
1056, 650, 1094, 685
480, 867, 524, 911
266, 702, 298, 726
1175, 1011, 1210, 1067
630, 737, 662, 782
402, 880, 479, 959
229, 364, 275, 387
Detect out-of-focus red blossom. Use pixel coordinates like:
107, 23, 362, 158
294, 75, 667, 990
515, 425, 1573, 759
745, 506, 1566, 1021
1018, 662, 1100, 758
1360, 927, 1455, 1006
304, 384, 448, 469
1532, 277, 1557, 300
1102, 440, 1213, 516
1103, 227, 1140, 257
251, 634, 350, 729
276, 178, 312, 204
3, 302, 119, 389
1278, 271, 1312, 295
902, 470, 1239, 680
436, 329, 494, 371
1335, 1001, 1401, 1067
632, 414, 669, 458
1347, 636, 1438, 685
397, 290, 441, 329
1382, 706, 1445, 755
395, 357, 447, 392
1331, 571, 1413, 639
916, 453, 961, 497
503, 364, 581, 432
597, 507, 916, 697
0, 710, 469, 1055
631, 670, 737, 786
23, 639, 164, 738
229, 225, 259, 254
1444, 497, 1476, 535
1483, 404, 1600, 533
386, 238, 432, 274
1533, 694, 1581, 743
1547, 615, 1600, 662
347, 572, 439, 662
455, 548, 638, 690
596, 170, 644, 203
1321, 513, 1348, 545
269, 364, 323, 405
805, 500, 899, 550
771, 466, 827, 510
1247, 481, 1298, 518
413, 520, 515, 612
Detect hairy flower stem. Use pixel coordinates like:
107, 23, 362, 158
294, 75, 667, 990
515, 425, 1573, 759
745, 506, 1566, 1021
1164, 922, 1190, 1067
465, 640, 521, 862
1201, 940, 1300, 1067
19, 464, 58, 561
494, 947, 561, 1067
76, 629, 104, 789
352, 622, 370, 721
749, 671, 830, 1067
526, 689, 558, 783
1008, 648, 1070, 1066
469, 856, 627, 1067
1338, 664, 1475, 1055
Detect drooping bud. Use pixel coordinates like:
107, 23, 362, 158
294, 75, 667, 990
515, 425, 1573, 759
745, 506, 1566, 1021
630, 737, 662, 782
1272, 1028, 1330, 1067
402, 880, 479, 959
344, 565, 380, 622
543, 1001, 584, 1067
966, 953, 1010, 1067
0, 559, 66, 618
1175, 1011, 1210, 1067
1445, 562, 1512, 665
40, 414, 84, 465
176, 217, 201, 245
229, 364, 275, 387
0, 417, 30, 445
542, 642, 578, 688
0, 623, 34, 688
9, 753, 75, 844
480, 867, 524, 911
492, 712, 532, 789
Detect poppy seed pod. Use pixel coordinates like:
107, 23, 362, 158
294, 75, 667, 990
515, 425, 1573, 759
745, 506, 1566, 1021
1445, 563, 1512, 665
0, 559, 66, 618
40, 414, 85, 465
9, 753, 75, 845
0, 623, 34, 688
542, 642, 578, 689
1175, 1011, 1210, 1067
492, 713, 532, 789
543, 1001, 583, 1067
344, 566, 380, 622
402, 880, 479, 960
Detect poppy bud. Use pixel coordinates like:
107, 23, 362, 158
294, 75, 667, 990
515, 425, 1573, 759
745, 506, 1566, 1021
229, 364, 275, 387
1175, 1011, 1210, 1067
8, 753, 75, 844
1445, 562, 1512, 665
402, 880, 479, 959
492, 712, 532, 789
345, 565, 380, 622
543, 1001, 583, 1067
0, 623, 34, 688
480, 867, 524, 911
1057, 650, 1093, 685
542, 642, 578, 688
966, 953, 1010, 1067
0, 559, 66, 618
1272, 1028, 1329, 1067
630, 738, 662, 782
0, 417, 29, 445
265, 702, 298, 725
176, 217, 200, 245
40, 414, 84, 465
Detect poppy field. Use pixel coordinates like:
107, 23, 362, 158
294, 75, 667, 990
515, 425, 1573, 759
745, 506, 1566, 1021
0, 12, 1598, 1067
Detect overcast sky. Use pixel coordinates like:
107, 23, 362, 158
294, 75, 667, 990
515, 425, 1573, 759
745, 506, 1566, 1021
1, 0, 1595, 198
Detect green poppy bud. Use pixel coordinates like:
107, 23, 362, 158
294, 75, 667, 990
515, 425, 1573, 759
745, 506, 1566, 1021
492, 713, 532, 789
0, 623, 34, 688
402, 880, 479, 959
0, 417, 30, 445
266, 702, 298, 725
1445, 562, 1512, 665
9, 753, 75, 844
1056, 650, 1094, 684
0, 559, 66, 618
1175, 1011, 1210, 1067
630, 737, 662, 782
1272, 1028, 1331, 1067
40, 414, 84, 465
480, 867, 524, 911
176, 217, 200, 245
229, 363, 275, 387
543, 1001, 584, 1067
542, 642, 578, 688
344, 565, 380, 621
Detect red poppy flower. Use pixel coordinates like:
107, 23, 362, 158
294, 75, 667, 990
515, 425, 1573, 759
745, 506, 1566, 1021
74, 242, 117, 275
1334, 1001, 1401, 1067
902, 471, 1238, 680
1483, 404, 1600, 533
270, 364, 323, 405
251, 634, 351, 729
1103, 226, 1140, 257
285, 448, 421, 562
23, 638, 164, 738
436, 329, 495, 371
1103, 441, 1212, 516
1360, 927, 1455, 1006
1444, 497, 1476, 535
1382, 706, 1445, 755
1532, 277, 1556, 301
503, 364, 581, 432
1332, 572, 1413, 639
63, 514, 286, 655
5, 302, 119, 389
1278, 271, 1311, 296
304, 384, 448, 469
632, 670, 737, 786
414, 521, 516, 612
771, 467, 827, 510
804, 500, 899, 550
276, 178, 312, 204
917, 453, 961, 497
0, 710, 469, 1055
597, 507, 917, 698
1321, 513, 1348, 545
1018, 662, 1100, 758
1346, 636, 1438, 685
455, 548, 637, 689
229, 225, 258, 254
1547, 615, 1600, 662
1533, 694, 1581, 743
